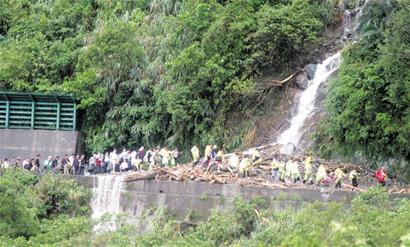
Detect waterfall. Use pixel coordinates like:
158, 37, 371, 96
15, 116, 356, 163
343, 10, 352, 40
277, 52, 341, 147
275, 1, 368, 152
91, 174, 125, 231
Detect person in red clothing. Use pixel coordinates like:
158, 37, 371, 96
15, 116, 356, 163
95, 155, 102, 174
375, 167, 388, 186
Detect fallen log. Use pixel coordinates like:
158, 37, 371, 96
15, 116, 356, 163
124, 172, 156, 182
268, 71, 300, 86
343, 184, 366, 192
389, 187, 410, 194
156, 167, 179, 180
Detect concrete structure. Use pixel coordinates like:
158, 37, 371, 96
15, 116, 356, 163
0, 129, 82, 159
0, 92, 77, 131
76, 176, 409, 223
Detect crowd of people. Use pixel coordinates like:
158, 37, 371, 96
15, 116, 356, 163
0, 154, 87, 175
0, 146, 181, 176
0, 144, 389, 189
190, 145, 389, 189
86, 147, 181, 174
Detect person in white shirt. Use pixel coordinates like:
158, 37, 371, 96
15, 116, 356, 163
110, 149, 119, 172
120, 160, 128, 172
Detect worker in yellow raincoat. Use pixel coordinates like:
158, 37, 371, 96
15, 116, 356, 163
349, 170, 359, 187
290, 159, 301, 183
284, 160, 292, 182
214, 149, 225, 172
278, 160, 285, 182
228, 153, 240, 174
303, 156, 313, 184
271, 159, 280, 183
216, 150, 225, 164
204, 144, 212, 167
132, 157, 143, 171
191, 145, 200, 165
239, 156, 252, 178
334, 168, 345, 188
251, 149, 262, 165
204, 145, 212, 159
316, 164, 327, 185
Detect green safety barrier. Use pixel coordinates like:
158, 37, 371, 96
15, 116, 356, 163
0, 92, 77, 131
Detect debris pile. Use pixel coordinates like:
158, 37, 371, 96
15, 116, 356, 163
124, 165, 290, 189
121, 144, 409, 194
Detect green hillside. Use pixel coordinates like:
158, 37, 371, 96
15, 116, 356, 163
0, 0, 336, 153
0, 0, 409, 168
316, 0, 410, 172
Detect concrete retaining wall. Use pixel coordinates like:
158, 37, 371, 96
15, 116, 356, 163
75, 176, 408, 222
119, 180, 355, 221
0, 129, 82, 159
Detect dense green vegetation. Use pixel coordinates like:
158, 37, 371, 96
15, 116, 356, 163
0, 169, 90, 245
1, 170, 409, 247
1, 0, 409, 245
128, 190, 410, 247
0, 0, 338, 154
317, 0, 410, 168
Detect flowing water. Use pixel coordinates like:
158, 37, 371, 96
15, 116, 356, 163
91, 174, 125, 230
89, 0, 370, 229
276, 52, 341, 147
275, 0, 368, 151
343, 9, 352, 40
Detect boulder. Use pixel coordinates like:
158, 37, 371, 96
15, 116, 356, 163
295, 72, 309, 90
304, 64, 317, 80
280, 143, 296, 155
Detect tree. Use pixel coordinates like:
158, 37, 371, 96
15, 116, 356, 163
0, 170, 39, 238
321, 0, 410, 166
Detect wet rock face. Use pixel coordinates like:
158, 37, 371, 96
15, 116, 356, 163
304, 64, 317, 80
295, 73, 309, 90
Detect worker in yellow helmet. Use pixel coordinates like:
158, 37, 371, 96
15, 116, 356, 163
349, 169, 359, 187
334, 168, 345, 189
303, 156, 313, 184
191, 145, 200, 165
316, 164, 327, 185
